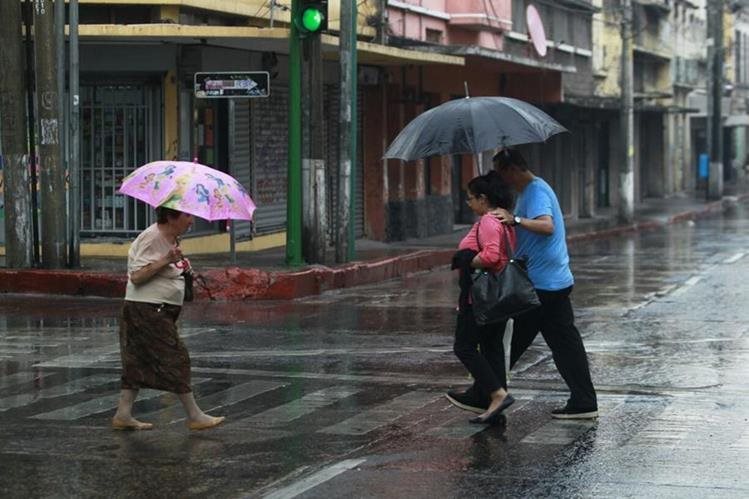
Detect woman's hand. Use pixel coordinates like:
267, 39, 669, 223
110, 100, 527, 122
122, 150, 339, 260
130, 245, 184, 285
175, 257, 192, 275
470, 254, 485, 269
166, 246, 184, 264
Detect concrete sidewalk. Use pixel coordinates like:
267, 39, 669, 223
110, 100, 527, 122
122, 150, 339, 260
1, 187, 746, 300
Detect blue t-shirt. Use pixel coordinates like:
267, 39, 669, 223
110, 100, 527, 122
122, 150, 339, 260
514, 177, 574, 291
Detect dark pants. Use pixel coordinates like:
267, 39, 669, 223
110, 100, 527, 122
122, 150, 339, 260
511, 286, 597, 409
453, 307, 507, 401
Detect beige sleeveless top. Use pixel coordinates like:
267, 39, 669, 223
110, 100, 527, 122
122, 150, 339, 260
125, 223, 184, 305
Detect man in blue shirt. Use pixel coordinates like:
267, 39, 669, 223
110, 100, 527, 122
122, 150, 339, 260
493, 148, 597, 418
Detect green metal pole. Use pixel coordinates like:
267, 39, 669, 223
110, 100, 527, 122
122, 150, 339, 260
347, 0, 358, 261
287, 0, 303, 266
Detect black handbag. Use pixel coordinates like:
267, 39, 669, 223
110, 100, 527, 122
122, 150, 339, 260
470, 226, 540, 326
182, 270, 194, 302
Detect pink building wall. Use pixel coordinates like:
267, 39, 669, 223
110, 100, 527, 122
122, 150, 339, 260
387, 0, 511, 50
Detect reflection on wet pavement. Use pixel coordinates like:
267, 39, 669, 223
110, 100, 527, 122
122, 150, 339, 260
2, 201, 749, 496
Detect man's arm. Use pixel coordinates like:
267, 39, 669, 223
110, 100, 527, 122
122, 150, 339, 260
491, 208, 554, 236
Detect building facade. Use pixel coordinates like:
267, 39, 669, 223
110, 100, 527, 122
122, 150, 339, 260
1, 0, 746, 256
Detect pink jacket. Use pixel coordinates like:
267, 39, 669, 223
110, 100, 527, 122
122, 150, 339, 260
458, 214, 516, 272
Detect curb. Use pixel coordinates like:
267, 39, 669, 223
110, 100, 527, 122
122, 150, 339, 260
0, 269, 127, 298
0, 197, 742, 301
195, 249, 454, 300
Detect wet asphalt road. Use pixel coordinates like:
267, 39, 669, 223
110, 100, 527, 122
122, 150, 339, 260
2, 201, 749, 498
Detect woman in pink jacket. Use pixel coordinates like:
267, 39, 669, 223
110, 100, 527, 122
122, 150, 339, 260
449, 171, 517, 424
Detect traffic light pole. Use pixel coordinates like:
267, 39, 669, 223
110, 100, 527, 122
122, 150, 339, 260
286, 0, 303, 266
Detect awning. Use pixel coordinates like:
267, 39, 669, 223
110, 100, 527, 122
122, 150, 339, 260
724, 114, 749, 127
74, 24, 464, 67
426, 44, 576, 73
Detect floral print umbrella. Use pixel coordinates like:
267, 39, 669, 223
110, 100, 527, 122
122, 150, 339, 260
119, 160, 256, 221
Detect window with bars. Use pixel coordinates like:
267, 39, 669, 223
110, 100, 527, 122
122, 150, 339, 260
80, 84, 159, 235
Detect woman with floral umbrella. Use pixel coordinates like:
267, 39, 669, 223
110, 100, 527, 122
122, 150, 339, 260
112, 206, 225, 431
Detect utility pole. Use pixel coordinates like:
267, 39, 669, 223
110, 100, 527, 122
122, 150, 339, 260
0, 0, 33, 267
69, 0, 80, 267
619, 0, 635, 224
34, 0, 66, 267
707, 0, 724, 200
336, 0, 358, 263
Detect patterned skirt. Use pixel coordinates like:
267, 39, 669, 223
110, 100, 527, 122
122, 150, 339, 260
118, 301, 192, 394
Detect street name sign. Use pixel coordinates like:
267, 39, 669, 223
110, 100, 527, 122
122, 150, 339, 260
194, 72, 270, 98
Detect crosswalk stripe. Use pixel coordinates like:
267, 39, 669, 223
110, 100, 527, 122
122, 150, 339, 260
142, 380, 286, 424
427, 399, 531, 439
0, 374, 115, 412
33, 327, 215, 369
0, 347, 36, 355
232, 386, 361, 427
730, 429, 749, 449
318, 391, 438, 435
262, 458, 367, 499
29, 378, 211, 421
0, 371, 51, 390
0, 339, 64, 347
31, 390, 164, 421
625, 405, 701, 447
520, 419, 597, 445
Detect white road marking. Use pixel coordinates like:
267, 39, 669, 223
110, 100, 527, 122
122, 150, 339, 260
318, 391, 438, 435
262, 458, 366, 499
520, 419, 597, 445
724, 252, 746, 264
189, 347, 452, 359
29, 378, 211, 420
33, 327, 215, 368
428, 399, 530, 439
232, 386, 361, 427
142, 380, 286, 423
0, 371, 53, 390
670, 275, 702, 296
0, 374, 115, 411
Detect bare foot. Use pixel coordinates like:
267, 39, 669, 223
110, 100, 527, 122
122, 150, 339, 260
112, 416, 154, 430
187, 414, 225, 431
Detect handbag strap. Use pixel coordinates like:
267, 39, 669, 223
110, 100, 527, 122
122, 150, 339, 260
475, 217, 515, 261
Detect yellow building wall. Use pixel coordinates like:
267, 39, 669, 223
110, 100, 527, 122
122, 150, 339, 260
725, 7, 735, 87
593, 0, 622, 98
0, 231, 286, 258
80, 0, 378, 37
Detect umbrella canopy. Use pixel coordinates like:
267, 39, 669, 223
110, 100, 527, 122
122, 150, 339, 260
119, 160, 256, 221
383, 96, 567, 161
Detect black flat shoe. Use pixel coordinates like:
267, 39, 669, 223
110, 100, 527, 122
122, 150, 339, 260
469, 394, 516, 425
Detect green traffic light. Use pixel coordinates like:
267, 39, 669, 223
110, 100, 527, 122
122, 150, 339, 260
301, 7, 324, 32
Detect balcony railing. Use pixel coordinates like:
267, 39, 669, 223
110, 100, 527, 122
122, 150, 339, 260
633, 0, 671, 13
673, 57, 702, 87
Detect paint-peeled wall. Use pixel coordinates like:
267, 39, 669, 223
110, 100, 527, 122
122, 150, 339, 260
592, 0, 622, 99
0, 157, 4, 245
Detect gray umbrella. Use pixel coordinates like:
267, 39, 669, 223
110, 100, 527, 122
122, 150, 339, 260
383, 96, 567, 161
